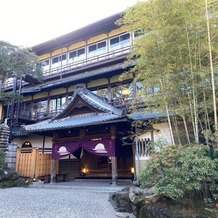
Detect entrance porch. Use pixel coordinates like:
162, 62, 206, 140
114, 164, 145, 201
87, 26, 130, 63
15, 143, 134, 183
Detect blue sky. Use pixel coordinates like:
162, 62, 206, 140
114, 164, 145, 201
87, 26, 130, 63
1, 0, 138, 47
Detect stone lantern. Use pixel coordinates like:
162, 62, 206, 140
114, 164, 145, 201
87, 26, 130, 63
0, 119, 10, 151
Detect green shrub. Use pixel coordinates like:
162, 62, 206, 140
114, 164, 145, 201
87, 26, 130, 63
139, 144, 218, 199
0, 149, 5, 170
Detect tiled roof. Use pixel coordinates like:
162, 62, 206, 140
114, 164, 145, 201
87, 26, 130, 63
23, 113, 125, 132
73, 86, 123, 115
54, 86, 123, 120
23, 86, 125, 132
128, 111, 167, 121
32, 13, 121, 55
21, 61, 133, 94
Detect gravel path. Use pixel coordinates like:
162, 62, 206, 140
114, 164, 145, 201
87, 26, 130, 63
0, 182, 128, 218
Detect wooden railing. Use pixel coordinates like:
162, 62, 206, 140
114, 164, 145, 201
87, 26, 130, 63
43, 46, 131, 78
135, 138, 152, 159
3, 46, 131, 88
15, 108, 63, 122
16, 148, 52, 179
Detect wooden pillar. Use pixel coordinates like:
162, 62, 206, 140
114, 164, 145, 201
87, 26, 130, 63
33, 148, 38, 179
50, 159, 56, 183
42, 136, 45, 154
134, 127, 141, 184
111, 125, 117, 185
132, 141, 136, 181
111, 156, 117, 185
107, 79, 112, 104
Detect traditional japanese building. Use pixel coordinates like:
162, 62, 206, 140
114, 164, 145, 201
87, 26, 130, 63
1, 13, 173, 184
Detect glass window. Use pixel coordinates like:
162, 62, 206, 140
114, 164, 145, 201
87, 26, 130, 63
22, 141, 32, 148
61, 54, 66, 61
120, 33, 130, 47
120, 33, 130, 41
78, 48, 85, 58
41, 59, 50, 71
52, 54, 67, 66
33, 100, 48, 119
88, 44, 96, 53
88, 44, 97, 57
52, 57, 59, 64
36, 100, 47, 112
97, 41, 106, 54
42, 59, 49, 66
110, 33, 130, 51
49, 99, 56, 112
110, 37, 119, 47
111, 83, 133, 105
57, 96, 66, 110
110, 37, 119, 45
19, 103, 33, 119
49, 96, 67, 114
98, 41, 106, 49
88, 41, 106, 57
69, 51, 76, 60
69, 48, 86, 62
92, 88, 108, 100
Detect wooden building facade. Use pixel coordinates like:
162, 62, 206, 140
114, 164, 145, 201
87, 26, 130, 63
1, 13, 173, 184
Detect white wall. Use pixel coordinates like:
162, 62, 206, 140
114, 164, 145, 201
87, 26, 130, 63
134, 122, 173, 180
138, 122, 173, 145
13, 135, 52, 148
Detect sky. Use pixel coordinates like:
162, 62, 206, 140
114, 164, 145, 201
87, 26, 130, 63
1, 0, 138, 48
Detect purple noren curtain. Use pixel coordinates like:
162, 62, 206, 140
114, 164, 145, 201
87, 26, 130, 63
52, 141, 81, 160
52, 139, 118, 160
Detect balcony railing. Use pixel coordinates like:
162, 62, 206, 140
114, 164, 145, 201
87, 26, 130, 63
43, 46, 131, 78
15, 93, 147, 123
18, 109, 63, 122
3, 46, 131, 89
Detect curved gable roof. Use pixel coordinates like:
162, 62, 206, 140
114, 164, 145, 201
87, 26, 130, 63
55, 86, 123, 119
23, 86, 125, 132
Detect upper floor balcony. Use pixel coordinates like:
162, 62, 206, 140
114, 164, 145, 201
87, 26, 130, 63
2, 45, 132, 90
9, 82, 149, 124
2, 30, 140, 90
42, 46, 131, 79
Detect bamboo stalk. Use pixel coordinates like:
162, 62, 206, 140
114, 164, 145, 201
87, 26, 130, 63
205, 0, 217, 132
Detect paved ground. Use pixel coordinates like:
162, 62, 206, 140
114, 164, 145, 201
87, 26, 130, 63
0, 180, 132, 218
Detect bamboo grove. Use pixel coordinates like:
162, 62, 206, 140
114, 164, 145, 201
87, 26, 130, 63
118, 0, 218, 147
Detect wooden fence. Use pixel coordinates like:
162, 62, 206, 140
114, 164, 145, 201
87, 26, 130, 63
16, 148, 52, 179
